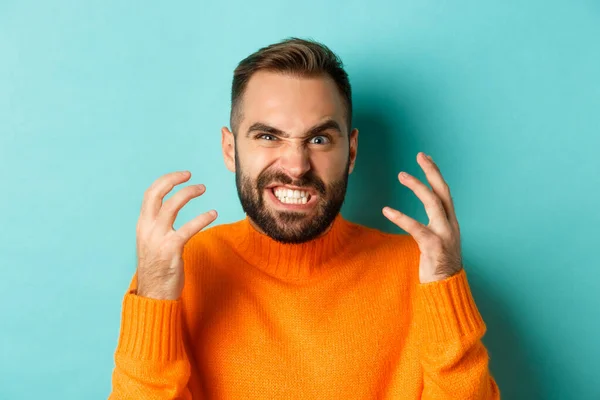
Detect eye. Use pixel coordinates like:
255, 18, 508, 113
309, 135, 330, 145
258, 134, 278, 141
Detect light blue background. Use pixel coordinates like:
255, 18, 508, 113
1, 1, 598, 399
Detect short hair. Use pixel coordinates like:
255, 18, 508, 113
230, 37, 352, 135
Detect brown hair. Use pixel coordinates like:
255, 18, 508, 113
230, 37, 352, 135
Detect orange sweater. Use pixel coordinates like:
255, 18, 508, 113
109, 214, 500, 399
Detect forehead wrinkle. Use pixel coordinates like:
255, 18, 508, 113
238, 73, 348, 135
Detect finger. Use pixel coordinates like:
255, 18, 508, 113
382, 206, 429, 241
175, 210, 218, 243
398, 171, 450, 232
141, 171, 192, 221
417, 152, 459, 229
157, 184, 207, 230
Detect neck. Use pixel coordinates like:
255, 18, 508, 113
246, 217, 335, 242
231, 213, 356, 282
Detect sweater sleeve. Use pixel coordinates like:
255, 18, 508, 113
414, 268, 501, 399
108, 277, 193, 400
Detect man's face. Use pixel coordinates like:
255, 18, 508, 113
222, 71, 358, 243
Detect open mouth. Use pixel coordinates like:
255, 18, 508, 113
266, 186, 318, 209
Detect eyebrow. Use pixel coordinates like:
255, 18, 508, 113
245, 119, 343, 138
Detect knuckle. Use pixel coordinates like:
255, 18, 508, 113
137, 223, 153, 241
440, 183, 451, 196
143, 186, 153, 200
165, 186, 200, 210
202, 211, 216, 222
147, 173, 182, 199
144, 182, 163, 200
161, 200, 177, 216
170, 171, 190, 183
430, 197, 443, 211
170, 185, 197, 205
186, 184, 203, 196
167, 171, 182, 180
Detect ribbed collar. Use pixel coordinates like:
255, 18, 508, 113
230, 213, 356, 282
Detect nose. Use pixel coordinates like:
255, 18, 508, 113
279, 142, 311, 178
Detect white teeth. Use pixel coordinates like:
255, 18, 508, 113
273, 188, 308, 198
273, 187, 311, 204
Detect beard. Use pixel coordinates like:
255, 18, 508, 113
235, 153, 349, 244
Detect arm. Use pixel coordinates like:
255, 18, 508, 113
415, 269, 500, 399
108, 170, 216, 399
382, 153, 500, 398
108, 276, 193, 400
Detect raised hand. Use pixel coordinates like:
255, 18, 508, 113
135, 171, 217, 300
382, 152, 463, 284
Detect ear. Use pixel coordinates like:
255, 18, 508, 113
348, 128, 359, 174
221, 126, 236, 173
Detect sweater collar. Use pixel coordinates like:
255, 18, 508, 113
232, 213, 356, 282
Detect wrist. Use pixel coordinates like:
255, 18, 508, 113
136, 286, 180, 301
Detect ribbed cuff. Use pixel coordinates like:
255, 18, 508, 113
415, 268, 486, 343
115, 293, 186, 361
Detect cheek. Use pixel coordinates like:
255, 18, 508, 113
311, 151, 348, 180
239, 151, 275, 179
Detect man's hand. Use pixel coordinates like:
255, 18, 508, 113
135, 171, 217, 300
382, 152, 463, 284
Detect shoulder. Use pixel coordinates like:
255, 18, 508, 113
342, 218, 420, 258
339, 218, 421, 285
343, 217, 418, 248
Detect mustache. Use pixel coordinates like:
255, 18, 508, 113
256, 170, 326, 195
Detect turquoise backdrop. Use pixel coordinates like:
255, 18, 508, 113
1, 1, 598, 399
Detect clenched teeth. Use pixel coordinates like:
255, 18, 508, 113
273, 188, 310, 205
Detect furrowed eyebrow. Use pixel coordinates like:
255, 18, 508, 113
246, 123, 287, 138
246, 119, 343, 139
307, 120, 342, 137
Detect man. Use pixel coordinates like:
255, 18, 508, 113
109, 38, 500, 399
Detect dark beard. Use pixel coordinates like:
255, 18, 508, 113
235, 153, 349, 244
